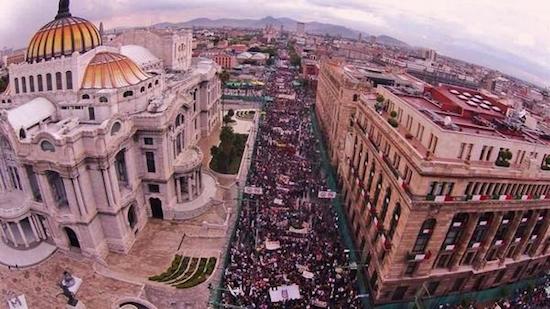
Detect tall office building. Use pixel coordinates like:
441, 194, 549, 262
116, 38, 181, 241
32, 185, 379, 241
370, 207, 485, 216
316, 60, 550, 305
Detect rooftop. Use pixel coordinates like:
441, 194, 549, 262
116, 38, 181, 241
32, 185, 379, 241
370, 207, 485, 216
386, 85, 550, 145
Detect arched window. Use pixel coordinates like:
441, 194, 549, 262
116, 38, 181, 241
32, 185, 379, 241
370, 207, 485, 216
19, 128, 26, 139
46, 171, 68, 207
99, 96, 108, 103
411, 219, 436, 253
14, 78, 19, 94
111, 122, 122, 135
353, 94, 359, 102
40, 140, 55, 152
65, 71, 73, 90
388, 203, 401, 240
55, 72, 63, 90
29, 76, 35, 92
115, 149, 128, 184
148, 83, 152, 89
82, 94, 90, 100
140, 86, 145, 93
128, 205, 137, 229
155, 80, 159, 85
123, 90, 133, 98
21, 76, 27, 93
46, 73, 53, 91
175, 114, 184, 127
37, 74, 44, 92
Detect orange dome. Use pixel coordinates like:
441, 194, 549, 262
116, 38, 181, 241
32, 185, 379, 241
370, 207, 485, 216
26, 1, 101, 63
81, 52, 151, 89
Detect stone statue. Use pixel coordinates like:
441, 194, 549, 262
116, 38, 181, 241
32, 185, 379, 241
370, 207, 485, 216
59, 271, 79, 306
56, 0, 72, 19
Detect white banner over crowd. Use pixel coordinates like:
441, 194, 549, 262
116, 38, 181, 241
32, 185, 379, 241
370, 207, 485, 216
318, 190, 337, 199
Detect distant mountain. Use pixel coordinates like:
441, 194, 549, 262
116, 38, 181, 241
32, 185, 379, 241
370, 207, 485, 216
153, 16, 408, 47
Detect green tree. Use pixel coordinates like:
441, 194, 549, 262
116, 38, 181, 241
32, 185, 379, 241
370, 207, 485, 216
218, 70, 231, 125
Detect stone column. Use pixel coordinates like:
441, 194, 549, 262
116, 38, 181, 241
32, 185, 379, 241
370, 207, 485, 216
473, 212, 504, 270
101, 168, 115, 207
0, 223, 8, 242
16, 221, 29, 248
28, 217, 40, 243
72, 176, 88, 215
6, 222, 17, 247
497, 210, 524, 264
513, 210, 540, 260
176, 177, 182, 203
450, 213, 481, 270
30, 215, 45, 240
195, 170, 201, 195
35, 172, 48, 209
38, 173, 54, 210
187, 174, 193, 200
61, 177, 80, 216
108, 166, 121, 205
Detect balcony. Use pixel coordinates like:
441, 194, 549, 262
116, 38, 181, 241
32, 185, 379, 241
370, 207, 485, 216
174, 147, 204, 174
0, 191, 32, 219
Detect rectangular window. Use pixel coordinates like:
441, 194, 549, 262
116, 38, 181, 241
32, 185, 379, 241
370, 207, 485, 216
405, 262, 417, 276
480, 145, 487, 161
148, 184, 160, 193
146, 152, 156, 173
486, 146, 494, 161
452, 277, 465, 292
427, 281, 439, 295
37, 74, 43, 92
458, 143, 466, 159
473, 276, 485, 290
494, 270, 506, 284
55, 72, 63, 90
46, 73, 53, 91
88, 107, 95, 120
392, 286, 408, 301
144, 137, 154, 145
25, 165, 42, 202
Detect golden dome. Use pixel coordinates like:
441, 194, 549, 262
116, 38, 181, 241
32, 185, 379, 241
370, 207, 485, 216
26, 1, 102, 63
82, 52, 151, 89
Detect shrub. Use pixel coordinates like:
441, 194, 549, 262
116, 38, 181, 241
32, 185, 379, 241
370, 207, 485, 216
390, 111, 398, 118
388, 118, 399, 128
149, 255, 182, 281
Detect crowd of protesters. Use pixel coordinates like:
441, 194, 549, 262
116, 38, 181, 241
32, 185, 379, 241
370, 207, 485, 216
221, 49, 359, 308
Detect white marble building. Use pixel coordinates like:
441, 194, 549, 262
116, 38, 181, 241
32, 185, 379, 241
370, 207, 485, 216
0, 0, 222, 260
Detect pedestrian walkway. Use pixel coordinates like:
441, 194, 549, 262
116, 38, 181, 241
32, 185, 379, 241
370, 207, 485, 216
0, 240, 56, 268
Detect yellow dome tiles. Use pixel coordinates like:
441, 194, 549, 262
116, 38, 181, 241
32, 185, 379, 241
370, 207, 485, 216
26, 16, 102, 63
82, 52, 151, 89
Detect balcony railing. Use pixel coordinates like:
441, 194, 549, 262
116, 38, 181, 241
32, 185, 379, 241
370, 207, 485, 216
420, 193, 548, 203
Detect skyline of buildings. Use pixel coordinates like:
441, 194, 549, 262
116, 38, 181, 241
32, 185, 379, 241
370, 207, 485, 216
0, 1, 548, 308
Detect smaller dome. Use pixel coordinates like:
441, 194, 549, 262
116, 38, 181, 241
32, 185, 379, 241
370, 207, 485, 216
81, 52, 151, 89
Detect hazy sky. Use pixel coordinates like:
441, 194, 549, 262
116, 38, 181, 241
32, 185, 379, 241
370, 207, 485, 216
1, 0, 549, 85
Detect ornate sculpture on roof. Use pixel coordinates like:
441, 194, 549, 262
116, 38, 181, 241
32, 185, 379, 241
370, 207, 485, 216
56, 0, 71, 19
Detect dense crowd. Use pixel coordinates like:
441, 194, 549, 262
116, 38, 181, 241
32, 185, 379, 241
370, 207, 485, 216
438, 276, 550, 309
221, 52, 359, 308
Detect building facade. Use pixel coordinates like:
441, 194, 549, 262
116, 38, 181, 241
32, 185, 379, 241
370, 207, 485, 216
316, 62, 550, 305
0, 1, 222, 261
